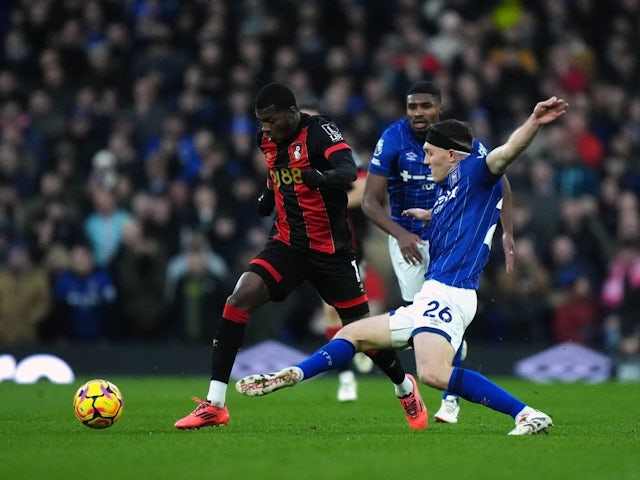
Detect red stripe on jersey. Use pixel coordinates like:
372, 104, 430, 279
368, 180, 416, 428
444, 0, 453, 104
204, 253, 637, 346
222, 303, 250, 324
273, 188, 291, 246
324, 142, 350, 158
296, 184, 336, 253
249, 258, 283, 282
333, 293, 369, 309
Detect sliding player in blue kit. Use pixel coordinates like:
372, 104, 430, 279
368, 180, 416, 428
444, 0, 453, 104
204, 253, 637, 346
362, 81, 515, 423
236, 96, 569, 435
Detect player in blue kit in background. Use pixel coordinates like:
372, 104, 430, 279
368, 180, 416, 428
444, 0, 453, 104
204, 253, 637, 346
236, 96, 569, 435
362, 81, 515, 423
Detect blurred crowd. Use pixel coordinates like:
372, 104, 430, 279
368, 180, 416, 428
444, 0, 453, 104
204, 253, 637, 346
0, 0, 639, 368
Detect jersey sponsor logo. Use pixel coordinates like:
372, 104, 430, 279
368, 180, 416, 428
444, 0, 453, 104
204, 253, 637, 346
405, 152, 419, 161
432, 185, 459, 215
399, 170, 435, 191
321, 123, 344, 142
269, 167, 304, 188
374, 138, 384, 156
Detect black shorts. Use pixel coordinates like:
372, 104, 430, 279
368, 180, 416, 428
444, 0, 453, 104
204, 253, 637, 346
247, 240, 369, 320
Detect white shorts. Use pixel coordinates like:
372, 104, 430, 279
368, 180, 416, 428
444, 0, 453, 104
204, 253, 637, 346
389, 279, 477, 352
388, 235, 430, 303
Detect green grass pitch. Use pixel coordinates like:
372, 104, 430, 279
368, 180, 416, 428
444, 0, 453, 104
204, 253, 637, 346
1, 375, 638, 480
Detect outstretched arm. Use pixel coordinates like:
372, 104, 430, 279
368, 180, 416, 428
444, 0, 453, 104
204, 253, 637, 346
487, 97, 568, 176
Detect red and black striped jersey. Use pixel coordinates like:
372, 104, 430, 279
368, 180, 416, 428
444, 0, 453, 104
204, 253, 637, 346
258, 113, 355, 254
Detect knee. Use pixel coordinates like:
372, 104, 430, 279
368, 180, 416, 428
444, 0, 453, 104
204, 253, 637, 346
226, 275, 268, 311
226, 292, 244, 308
416, 367, 450, 390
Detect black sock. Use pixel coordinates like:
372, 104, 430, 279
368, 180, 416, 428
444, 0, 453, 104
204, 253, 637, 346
366, 349, 406, 385
211, 319, 246, 382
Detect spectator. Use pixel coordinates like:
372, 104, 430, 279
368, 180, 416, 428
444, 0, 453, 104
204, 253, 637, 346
23, 170, 84, 261
0, 242, 51, 345
494, 237, 552, 343
111, 218, 168, 340
601, 210, 640, 365
165, 231, 229, 306
84, 181, 131, 269
167, 233, 229, 343
552, 273, 599, 345
52, 242, 117, 342
556, 196, 611, 282
142, 112, 202, 185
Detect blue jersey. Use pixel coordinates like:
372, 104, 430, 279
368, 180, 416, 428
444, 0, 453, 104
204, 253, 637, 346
54, 269, 117, 340
426, 143, 503, 289
369, 118, 435, 239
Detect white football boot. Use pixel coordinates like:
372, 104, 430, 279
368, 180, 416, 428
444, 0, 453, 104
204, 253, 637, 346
508, 409, 553, 435
434, 394, 460, 423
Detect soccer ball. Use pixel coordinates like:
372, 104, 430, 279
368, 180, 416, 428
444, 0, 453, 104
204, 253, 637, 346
73, 379, 124, 429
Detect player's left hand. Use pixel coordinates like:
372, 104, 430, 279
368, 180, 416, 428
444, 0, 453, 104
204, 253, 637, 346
533, 97, 569, 125
502, 231, 515, 274
301, 169, 324, 189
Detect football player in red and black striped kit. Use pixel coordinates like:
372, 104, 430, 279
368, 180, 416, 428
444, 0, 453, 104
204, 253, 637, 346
175, 82, 428, 430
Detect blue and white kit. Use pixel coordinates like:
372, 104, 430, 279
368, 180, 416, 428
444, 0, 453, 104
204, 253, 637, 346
370, 117, 490, 302
389, 144, 503, 350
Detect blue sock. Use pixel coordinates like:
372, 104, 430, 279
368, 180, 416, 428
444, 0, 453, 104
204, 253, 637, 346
447, 367, 525, 418
296, 338, 356, 379
442, 342, 464, 401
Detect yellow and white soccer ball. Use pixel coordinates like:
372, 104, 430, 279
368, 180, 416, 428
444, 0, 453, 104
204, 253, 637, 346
73, 379, 124, 429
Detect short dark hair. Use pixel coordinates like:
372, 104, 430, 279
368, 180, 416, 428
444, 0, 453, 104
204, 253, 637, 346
427, 119, 473, 152
255, 82, 297, 111
407, 81, 441, 101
